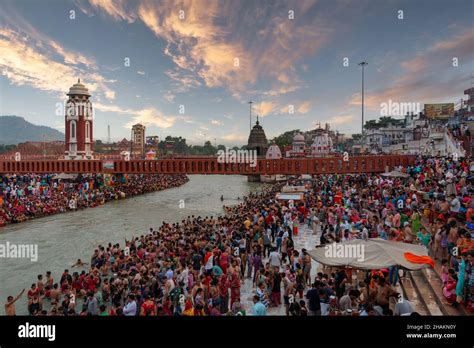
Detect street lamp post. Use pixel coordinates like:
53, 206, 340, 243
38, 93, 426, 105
130, 128, 133, 159
358, 61, 368, 139
248, 101, 253, 132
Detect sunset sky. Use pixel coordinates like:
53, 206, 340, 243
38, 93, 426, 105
0, 0, 472, 144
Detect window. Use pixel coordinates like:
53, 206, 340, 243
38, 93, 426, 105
70, 121, 76, 139
86, 121, 90, 140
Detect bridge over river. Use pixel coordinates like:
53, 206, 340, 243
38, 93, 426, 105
0, 155, 415, 175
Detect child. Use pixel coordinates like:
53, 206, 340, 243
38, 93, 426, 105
299, 300, 308, 316
441, 259, 449, 284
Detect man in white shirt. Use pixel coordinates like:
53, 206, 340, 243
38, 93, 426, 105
123, 294, 137, 316
450, 194, 461, 213
268, 248, 281, 268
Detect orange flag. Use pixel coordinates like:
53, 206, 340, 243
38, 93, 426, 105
404, 252, 434, 268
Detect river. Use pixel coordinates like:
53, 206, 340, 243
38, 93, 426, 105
0, 175, 261, 314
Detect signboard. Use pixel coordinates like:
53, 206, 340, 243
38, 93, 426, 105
424, 103, 454, 119
276, 193, 304, 201
103, 161, 115, 170
146, 136, 159, 146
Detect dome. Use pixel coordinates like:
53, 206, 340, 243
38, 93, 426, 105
293, 133, 305, 143
67, 79, 90, 96
266, 143, 282, 159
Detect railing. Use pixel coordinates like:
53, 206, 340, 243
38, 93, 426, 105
0, 155, 416, 175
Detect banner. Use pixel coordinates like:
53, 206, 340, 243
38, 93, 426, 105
424, 103, 454, 119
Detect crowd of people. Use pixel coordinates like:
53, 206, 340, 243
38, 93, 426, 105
0, 174, 189, 226
4, 155, 474, 317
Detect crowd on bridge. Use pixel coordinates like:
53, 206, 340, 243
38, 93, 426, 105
0, 174, 189, 226
4, 155, 474, 317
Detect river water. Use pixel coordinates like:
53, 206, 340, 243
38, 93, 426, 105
0, 175, 260, 314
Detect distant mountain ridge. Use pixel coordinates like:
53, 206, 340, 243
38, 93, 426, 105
0, 116, 64, 145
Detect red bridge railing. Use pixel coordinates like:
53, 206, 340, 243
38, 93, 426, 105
0, 155, 416, 175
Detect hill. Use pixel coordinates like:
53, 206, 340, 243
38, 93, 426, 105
0, 116, 64, 145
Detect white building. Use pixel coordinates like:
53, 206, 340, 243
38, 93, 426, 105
266, 143, 282, 159
288, 133, 306, 157
310, 128, 334, 157
262, 143, 285, 183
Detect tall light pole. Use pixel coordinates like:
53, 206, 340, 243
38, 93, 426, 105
358, 61, 368, 138
130, 127, 133, 159
248, 101, 253, 132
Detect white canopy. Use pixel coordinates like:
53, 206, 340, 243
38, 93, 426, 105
52, 173, 77, 180
307, 238, 431, 270
381, 170, 410, 178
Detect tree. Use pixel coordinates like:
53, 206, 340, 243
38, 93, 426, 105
364, 116, 404, 131
364, 120, 379, 130
203, 141, 215, 155
0, 144, 16, 154
271, 129, 300, 149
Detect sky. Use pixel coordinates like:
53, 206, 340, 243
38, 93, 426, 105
0, 0, 472, 145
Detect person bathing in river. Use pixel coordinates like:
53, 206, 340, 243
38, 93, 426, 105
4, 289, 25, 315
71, 259, 88, 268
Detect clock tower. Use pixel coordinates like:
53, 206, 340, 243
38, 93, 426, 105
64, 79, 94, 159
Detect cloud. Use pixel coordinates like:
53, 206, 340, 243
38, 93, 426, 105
349, 28, 474, 110
137, 70, 145, 75
48, 40, 96, 67
221, 132, 247, 142
210, 119, 223, 126
297, 101, 312, 114
163, 92, 175, 103
94, 102, 177, 129
79, 0, 330, 99
254, 101, 278, 117
164, 68, 201, 93
0, 7, 116, 100
83, 0, 137, 23
129, 108, 176, 129
327, 114, 354, 125
0, 29, 79, 94
263, 84, 300, 96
